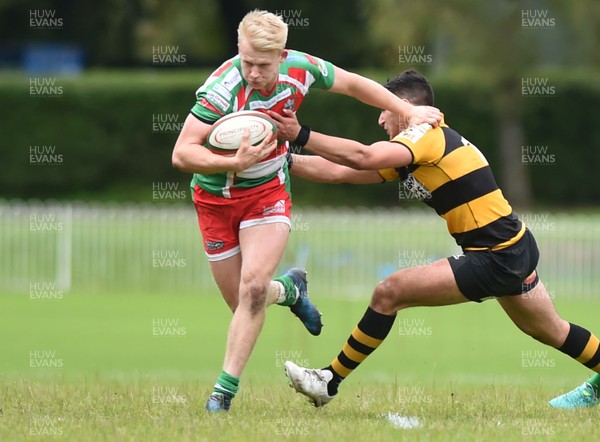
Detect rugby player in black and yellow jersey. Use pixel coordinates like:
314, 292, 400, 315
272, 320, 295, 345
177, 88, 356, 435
267, 69, 600, 409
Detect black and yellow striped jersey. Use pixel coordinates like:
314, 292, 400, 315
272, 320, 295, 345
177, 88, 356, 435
379, 121, 525, 250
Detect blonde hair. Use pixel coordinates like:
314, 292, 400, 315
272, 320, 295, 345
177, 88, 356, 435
237, 10, 288, 51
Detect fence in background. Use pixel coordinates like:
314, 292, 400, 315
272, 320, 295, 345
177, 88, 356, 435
2, 200, 599, 299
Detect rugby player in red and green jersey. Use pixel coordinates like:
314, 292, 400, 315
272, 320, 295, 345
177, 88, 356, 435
171, 10, 442, 413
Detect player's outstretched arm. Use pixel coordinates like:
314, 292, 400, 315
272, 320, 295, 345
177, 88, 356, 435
305, 132, 412, 171
290, 154, 383, 184
270, 109, 413, 171
330, 66, 441, 127
172, 114, 275, 174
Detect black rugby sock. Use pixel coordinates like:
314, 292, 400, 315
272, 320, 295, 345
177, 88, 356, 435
325, 307, 396, 396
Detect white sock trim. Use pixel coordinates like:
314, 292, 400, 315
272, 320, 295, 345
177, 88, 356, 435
274, 281, 286, 305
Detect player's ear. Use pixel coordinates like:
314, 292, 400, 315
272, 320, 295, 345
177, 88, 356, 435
280, 49, 288, 62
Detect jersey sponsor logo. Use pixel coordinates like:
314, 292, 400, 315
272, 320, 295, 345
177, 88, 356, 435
305, 53, 329, 78
248, 89, 292, 110
400, 123, 431, 144
221, 68, 242, 91
206, 90, 231, 113
316, 58, 329, 77
199, 98, 222, 117
212, 83, 233, 101
402, 173, 432, 201
263, 199, 286, 216
205, 240, 224, 251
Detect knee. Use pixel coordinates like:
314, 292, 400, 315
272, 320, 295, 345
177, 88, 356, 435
371, 278, 401, 314
240, 278, 269, 316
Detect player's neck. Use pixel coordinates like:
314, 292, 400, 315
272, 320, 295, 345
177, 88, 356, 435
256, 80, 277, 96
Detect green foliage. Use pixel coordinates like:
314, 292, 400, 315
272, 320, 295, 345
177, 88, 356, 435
2, 69, 599, 206
434, 69, 600, 207
522, 72, 600, 205
2, 71, 199, 200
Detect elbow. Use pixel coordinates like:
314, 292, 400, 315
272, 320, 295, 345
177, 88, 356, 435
327, 172, 346, 184
327, 164, 358, 184
171, 150, 187, 171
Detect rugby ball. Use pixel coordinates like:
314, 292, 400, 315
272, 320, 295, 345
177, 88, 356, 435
206, 110, 277, 152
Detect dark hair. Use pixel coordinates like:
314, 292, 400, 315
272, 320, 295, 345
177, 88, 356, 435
384, 69, 434, 106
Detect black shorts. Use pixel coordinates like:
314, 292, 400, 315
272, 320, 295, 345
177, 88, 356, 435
448, 229, 540, 303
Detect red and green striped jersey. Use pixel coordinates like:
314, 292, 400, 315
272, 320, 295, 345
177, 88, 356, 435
190, 50, 335, 198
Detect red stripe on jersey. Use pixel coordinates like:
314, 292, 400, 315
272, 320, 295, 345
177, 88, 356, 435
200, 98, 225, 118
303, 54, 319, 67
287, 67, 308, 85
213, 60, 233, 78
235, 85, 248, 111
228, 173, 286, 199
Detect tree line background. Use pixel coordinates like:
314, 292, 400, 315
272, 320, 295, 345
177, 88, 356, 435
1, 0, 599, 208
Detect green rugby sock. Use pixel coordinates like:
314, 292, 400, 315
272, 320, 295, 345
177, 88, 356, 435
273, 275, 298, 306
586, 373, 600, 394
213, 370, 239, 398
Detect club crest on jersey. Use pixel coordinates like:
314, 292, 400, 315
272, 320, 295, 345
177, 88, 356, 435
402, 174, 431, 201
284, 98, 296, 110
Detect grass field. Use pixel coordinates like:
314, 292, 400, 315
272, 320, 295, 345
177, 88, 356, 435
1, 291, 598, 441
